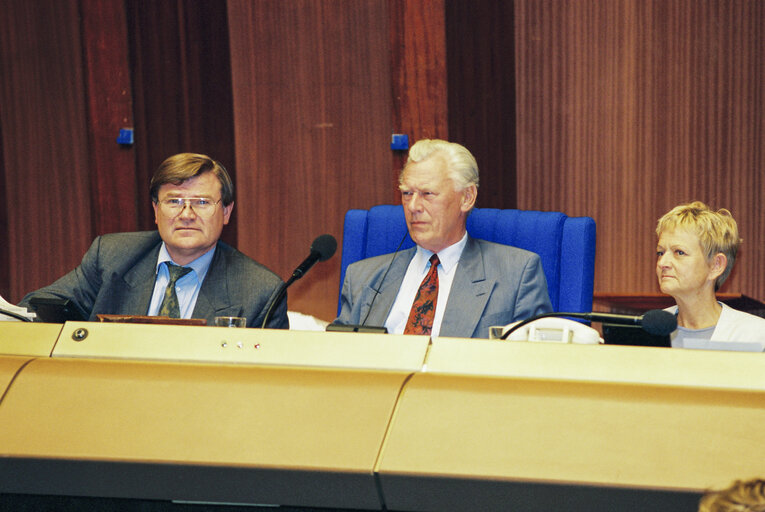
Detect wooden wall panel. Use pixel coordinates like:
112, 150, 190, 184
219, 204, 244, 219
515, 0, 765, 301
228, 0, 393, 321
446, 0, 517, 209
0, 0, 93, 303
390, 0, 448, 173
81, 0, 138, 235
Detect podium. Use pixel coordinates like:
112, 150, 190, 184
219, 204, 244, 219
2, 322, 765, 511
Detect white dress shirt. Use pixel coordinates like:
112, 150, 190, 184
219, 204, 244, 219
385, 233, 468, 337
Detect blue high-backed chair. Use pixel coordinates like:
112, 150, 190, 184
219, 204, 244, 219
337, 205, 596, 315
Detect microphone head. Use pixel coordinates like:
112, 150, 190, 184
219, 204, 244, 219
311, 234, 337, 262
641, 309, 677, 336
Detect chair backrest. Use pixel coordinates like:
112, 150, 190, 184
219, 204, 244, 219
338, 205, 596, 315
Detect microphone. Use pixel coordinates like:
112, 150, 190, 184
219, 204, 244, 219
499, 309, 677, 340
260, 234, 337, 329
292, 234, 337, 280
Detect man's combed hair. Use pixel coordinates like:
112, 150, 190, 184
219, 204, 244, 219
402, 139, 479, 191
656, 200, 742, 290
150, 153, 234, 206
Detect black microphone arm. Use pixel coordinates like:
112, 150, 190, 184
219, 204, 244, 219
499, 309, 677, 340
260, 234, 338, 329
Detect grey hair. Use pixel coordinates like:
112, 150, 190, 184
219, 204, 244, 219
400, 139, 479, 191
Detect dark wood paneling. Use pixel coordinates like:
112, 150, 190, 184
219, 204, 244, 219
446, 0, 517, 210
7, 0, 760, 319
514, 0, 765, 302
0, 110, 8, 300
389, 0, 448, 174
0, 0, 93, 302
81, 0, 138, 235
228, 0, 393, 321
126, 0, 236, 243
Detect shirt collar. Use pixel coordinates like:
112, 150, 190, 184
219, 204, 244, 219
414, 232, 468, 274
156, 242, 216, 282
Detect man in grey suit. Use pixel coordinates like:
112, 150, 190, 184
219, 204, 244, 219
334, 139, 551, 338
20, 153, 288, 329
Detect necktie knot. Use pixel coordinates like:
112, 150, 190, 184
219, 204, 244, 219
166, 263, 192, 284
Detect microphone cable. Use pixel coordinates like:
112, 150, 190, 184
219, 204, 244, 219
359, 231, 410, 327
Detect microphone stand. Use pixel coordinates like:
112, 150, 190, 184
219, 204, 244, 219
261, 234, 337, 329
260, 276, 295, 329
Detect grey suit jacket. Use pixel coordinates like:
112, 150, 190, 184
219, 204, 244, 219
20, 231, 288, 329
335, 236, 552, 338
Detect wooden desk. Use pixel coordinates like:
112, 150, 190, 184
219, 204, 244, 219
5, 324, 765, 511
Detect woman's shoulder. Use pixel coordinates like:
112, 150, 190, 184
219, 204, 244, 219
715, 303, 765, 342
719, 302, 765, 321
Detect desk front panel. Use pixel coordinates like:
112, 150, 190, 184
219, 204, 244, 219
0, 356, 408, 510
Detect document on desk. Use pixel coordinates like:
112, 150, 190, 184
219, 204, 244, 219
680, 338, 765, 352
0, 294, 35, 321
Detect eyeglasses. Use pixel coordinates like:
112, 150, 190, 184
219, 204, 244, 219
158, 197, 222, 219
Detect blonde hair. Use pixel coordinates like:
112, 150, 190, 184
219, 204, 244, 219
400, 139, 479, 191
656, 201, 742, 290
699, 479, 765, 512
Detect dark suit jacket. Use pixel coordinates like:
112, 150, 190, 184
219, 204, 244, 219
20, 231, 288, 329
335, 236, 552, 338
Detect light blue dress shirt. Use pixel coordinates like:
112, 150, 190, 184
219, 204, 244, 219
147, 244, 216, 318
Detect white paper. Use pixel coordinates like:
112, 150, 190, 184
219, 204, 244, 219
0, 294, 36, 321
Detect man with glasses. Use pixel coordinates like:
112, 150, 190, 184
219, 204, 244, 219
20, 153, 288, 328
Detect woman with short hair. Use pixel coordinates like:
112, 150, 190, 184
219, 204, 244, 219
656, 201, 765, 345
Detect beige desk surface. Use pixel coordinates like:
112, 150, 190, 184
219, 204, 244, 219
0, 356, 409, 508
0, 322, 63, 356
2, 324, 765, 510
427, 336, 765, 390
52, 321, 429, 370
379, 371, 765, 492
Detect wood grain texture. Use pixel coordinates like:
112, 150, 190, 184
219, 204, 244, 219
514, 0, 765, 301
81, 0, 138, 235
446, 0, 517, 209
389, 0, 448, 136
228, 0, 393, 321
0, 0, 93, 302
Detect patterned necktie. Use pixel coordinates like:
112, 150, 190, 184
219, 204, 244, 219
404, 254, 440, 335
158, 263, 192, 318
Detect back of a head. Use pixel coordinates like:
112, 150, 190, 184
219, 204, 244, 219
699, 479, 765, 512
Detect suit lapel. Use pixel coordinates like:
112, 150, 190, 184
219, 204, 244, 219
121, 243, 162, 315
362, 249, 414, 327
441, 237, 494, 338
193, 244, 238, 320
